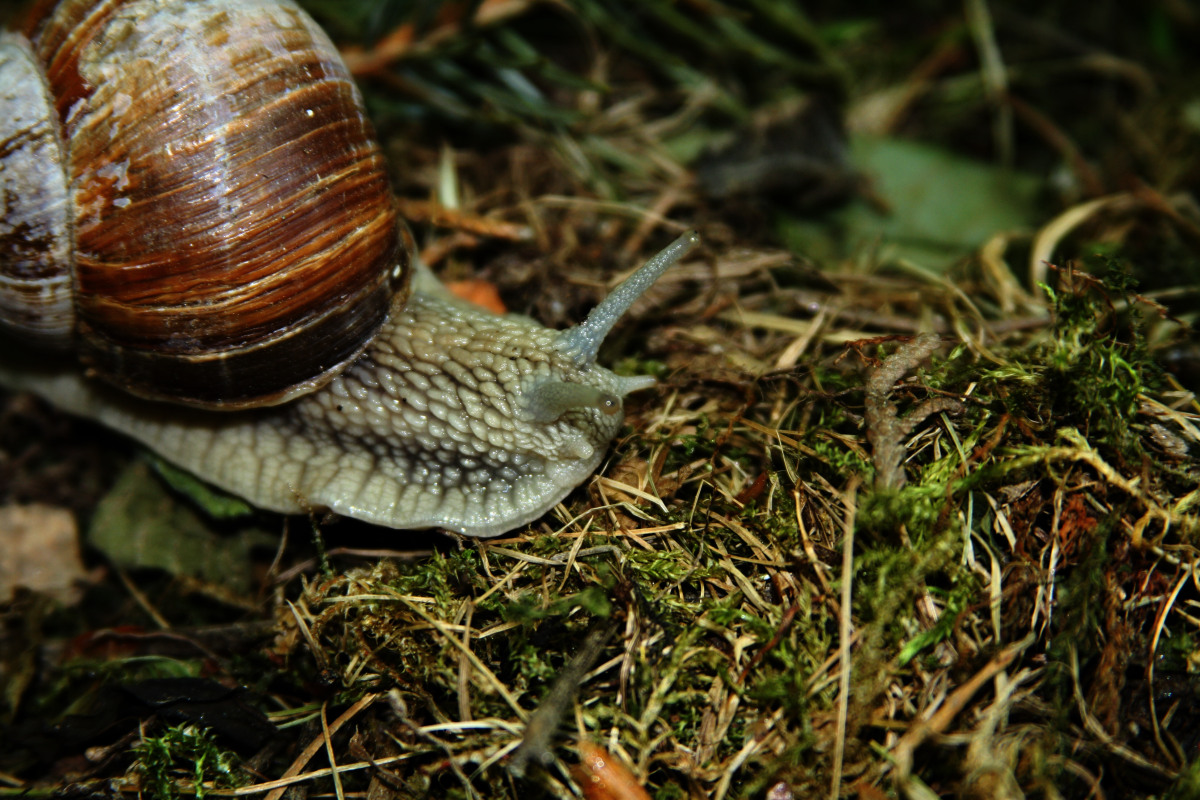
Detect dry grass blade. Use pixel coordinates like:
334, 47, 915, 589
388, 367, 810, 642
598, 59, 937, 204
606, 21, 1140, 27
4, 2, 1200, 798
262, 694, 379, 800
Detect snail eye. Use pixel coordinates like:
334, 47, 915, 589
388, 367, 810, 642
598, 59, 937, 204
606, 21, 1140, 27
523, 381, 623, 423
598, 393, 620, 415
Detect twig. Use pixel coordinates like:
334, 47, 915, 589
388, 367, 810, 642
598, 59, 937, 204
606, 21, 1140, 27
892, 634, 1035, 783
509, 623, 617, 776
1147, 564, 1194, 768
831, 477, 859, 800
1069, 646, 1178, 780
862, 334, 961, 490
964, 0, 1013, 165
262, 693, 380, 800
319, 703, 345, 800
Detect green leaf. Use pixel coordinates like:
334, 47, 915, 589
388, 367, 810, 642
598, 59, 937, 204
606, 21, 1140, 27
88, 461, 273, 593
149, 458, 255, 520
782, 135, 1043, 270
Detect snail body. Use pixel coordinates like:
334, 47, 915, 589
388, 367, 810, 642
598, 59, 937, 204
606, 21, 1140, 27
0, 0, 697, 537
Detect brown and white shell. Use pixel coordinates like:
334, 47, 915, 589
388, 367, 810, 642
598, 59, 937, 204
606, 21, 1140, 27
0, 0, 411, 408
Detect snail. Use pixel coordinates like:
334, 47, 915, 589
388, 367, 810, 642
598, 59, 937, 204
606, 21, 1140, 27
0, 0, 698, 537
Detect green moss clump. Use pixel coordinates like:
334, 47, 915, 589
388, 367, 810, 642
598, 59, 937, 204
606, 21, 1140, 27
133, 724, 245, 800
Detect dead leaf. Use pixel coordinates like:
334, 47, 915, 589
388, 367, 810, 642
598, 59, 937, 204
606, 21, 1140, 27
0, 504, 85, 605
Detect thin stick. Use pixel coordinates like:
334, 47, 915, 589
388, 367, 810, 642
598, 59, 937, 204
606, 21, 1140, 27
319, 703, 345, 800
263, 693, 379, 800
892, 635, 1034, 781
830, 477, 859, 800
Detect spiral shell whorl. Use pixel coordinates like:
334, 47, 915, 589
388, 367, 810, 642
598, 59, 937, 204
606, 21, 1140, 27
0, 33, 74, 347
2, 0, 410, 408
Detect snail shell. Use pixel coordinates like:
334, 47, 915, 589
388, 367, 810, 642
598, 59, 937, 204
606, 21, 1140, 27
0, 0, 698, 537
0, 0, 409, 408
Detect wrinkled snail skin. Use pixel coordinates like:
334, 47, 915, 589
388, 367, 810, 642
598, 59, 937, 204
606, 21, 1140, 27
0, 237, 697, 537
0, 0, 699, 537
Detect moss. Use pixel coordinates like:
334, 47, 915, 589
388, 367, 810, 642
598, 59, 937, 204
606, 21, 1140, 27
1039, 260, 1159, 462
133, 725, 245, 800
